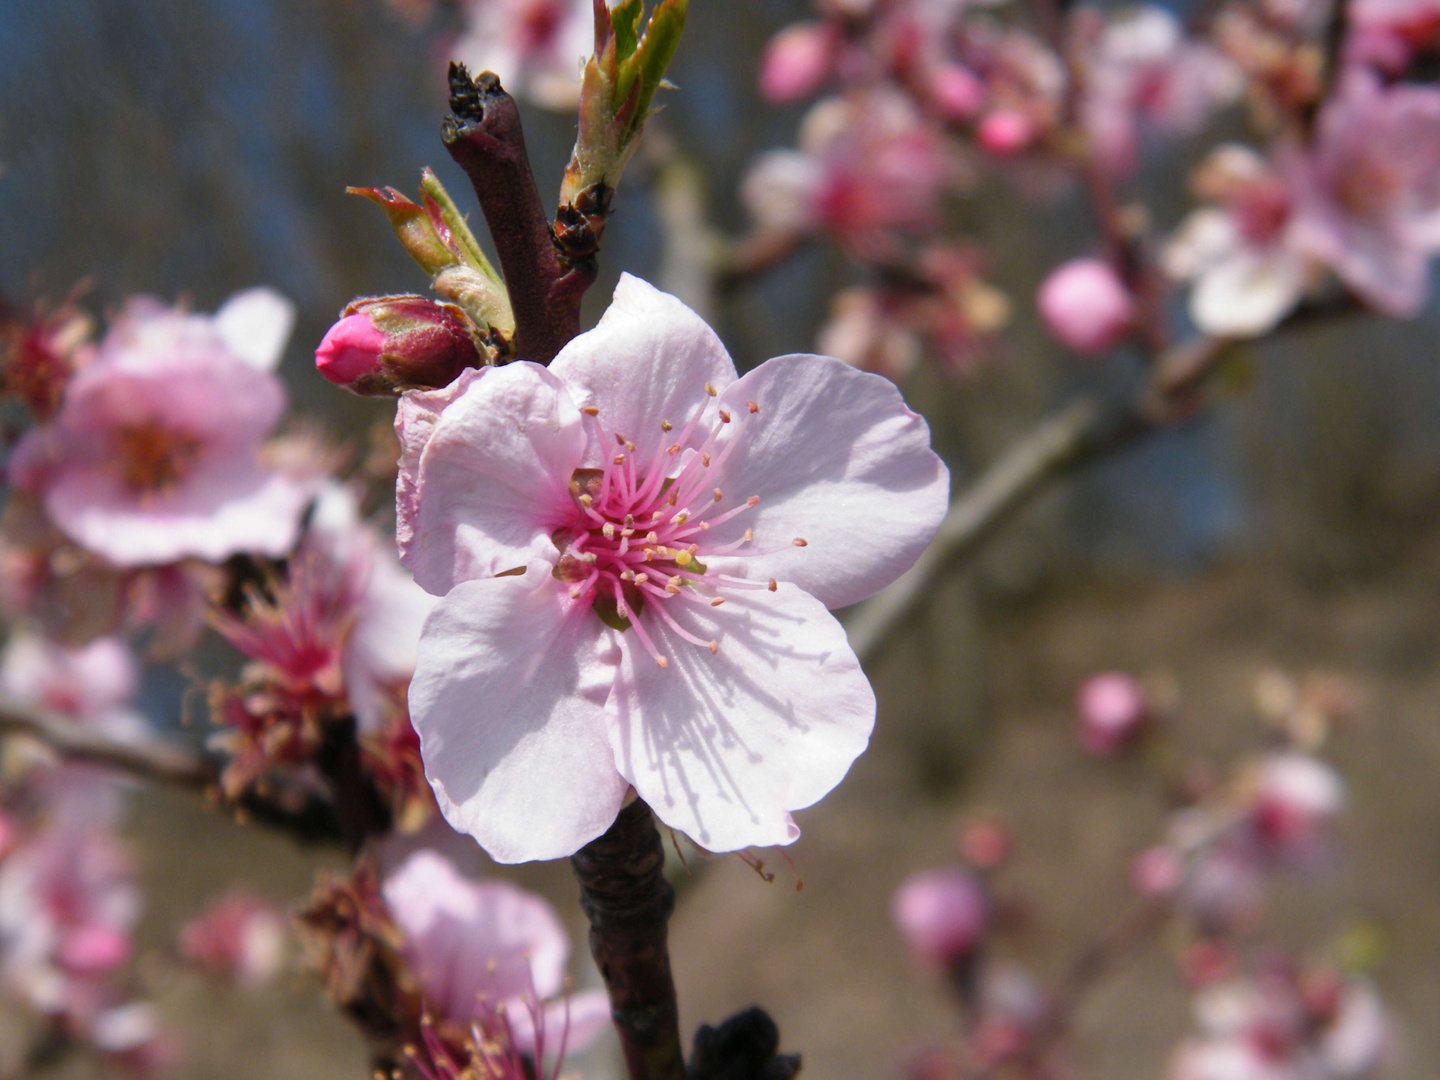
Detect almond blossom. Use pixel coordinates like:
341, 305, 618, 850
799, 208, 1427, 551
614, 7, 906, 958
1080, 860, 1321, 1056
399, 275, 949, 862
7, 288, 313, 567
381, 849, 609, 1057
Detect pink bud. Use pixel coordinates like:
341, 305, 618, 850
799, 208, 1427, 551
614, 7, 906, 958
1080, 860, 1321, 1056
892, 867, 987, 967
1130, 845, 1184, 897
1038, 259, 1135, 357
58, 924, 131, 975
316, 296, 484, 396
759, 22, 837, 103
315, 312, 387, 387
976, 109, 1034, 156
1075, 671, 1150, 755
929, 64, 985, 121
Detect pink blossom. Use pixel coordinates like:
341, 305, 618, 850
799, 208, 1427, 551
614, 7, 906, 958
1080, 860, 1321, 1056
1078, 6, 1241, 177
1246, 751, 1344, 859
399, 275, 949, 861
760, 21, 840, 103
975, 109, 1034, 156
381, 849, 609, 1056
1288, 69, 1440, 317
8, 289, 313, 566
449, 0, 593, 111
1164, 144, 1315, 337
741, 90, 953, 255
1074, 670, 1150, 753
178, 892, 287, 988
305, 484, 438, 735
1037, 259, 1135, 357
0, 825, 140, 1023
891, 866, 987, 967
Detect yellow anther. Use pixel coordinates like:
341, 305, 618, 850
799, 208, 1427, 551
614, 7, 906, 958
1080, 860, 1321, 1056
710, 597, 725, 607
704, 382, 717, 397
613, 454, 625, 465
708, 640, 719, 655
675, 550, 692, 567
661, 419, 673, 432
656, 656, 670, 669
602, 522, 615, 539
747, 400, 759, 413
581, 406, 599, 416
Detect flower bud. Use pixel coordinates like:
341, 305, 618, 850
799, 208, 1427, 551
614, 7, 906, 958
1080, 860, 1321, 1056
316, 296, 484, 396
976, 109, 1034, 156
1038, 258, 1135, 356
760, 22, 836, 104
892, 866, 987, 968
1076, 671, 1150, 755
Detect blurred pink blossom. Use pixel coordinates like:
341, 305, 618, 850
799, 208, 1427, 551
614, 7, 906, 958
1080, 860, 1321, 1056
1288, 68, 1440, 318
1164, 144, 1315, 337
381, 849, 609, 1057
449, 0, 592, 110
179, 892, 287, 988
8, 289, 314, 567
891, 866, 988, 967
760, 20, 841, 103
742, 90, 953, 256
1037, 259, 1135, 357
1077, 5, 1241, 177
399, 275, 948, 861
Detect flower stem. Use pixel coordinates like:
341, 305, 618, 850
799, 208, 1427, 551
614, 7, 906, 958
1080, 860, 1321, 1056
441, 64, 583, 365
572, 798, 688, 1080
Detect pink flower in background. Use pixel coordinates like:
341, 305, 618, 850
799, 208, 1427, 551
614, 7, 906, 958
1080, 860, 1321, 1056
1288, 69, 1440, 318
449, 0, 592, 110
0, 825, 140, 1024
1245, 751, 1344, 861
178, 892, 287, 988
400, 275, 949, 861
381, 849, 609, 1056
891, 866, 988, 968
760, 20, 841, 103
304, 484, 437, 735
1164, 144, 1314, 337
742, 90, 953, 256
8, 289, 313, 567
1037, 259, 1135, 357
1074, 670, 1150, 754
1078, 5, 1240, 177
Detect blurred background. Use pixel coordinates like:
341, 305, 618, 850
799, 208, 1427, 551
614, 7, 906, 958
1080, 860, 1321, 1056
3, 0, 1440, 1076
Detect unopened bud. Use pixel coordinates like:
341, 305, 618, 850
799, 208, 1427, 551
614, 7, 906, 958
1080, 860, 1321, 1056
1037, 258, 1134, 356
891, 867, 987, 968
1076, 671, 1150, 756
316, 296, 483, 396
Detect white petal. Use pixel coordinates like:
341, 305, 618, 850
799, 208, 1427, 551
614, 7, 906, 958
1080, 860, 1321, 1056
409, 568, 629, 864
549, 275, 738, 465
406, 362, 585, 595
609, 584, 874, 852
706, 353, 949, 608
214, 287, 295, 371
1190, 249, 1307, 337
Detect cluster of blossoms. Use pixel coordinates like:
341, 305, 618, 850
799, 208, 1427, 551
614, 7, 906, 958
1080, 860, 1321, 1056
0, 284, 457, 1068
888, 666, 1389, 1080
0, 633, 172, 1073
746, 0, 1440, 383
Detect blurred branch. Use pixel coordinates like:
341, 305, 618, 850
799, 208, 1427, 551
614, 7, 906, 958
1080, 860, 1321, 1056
0, 693, 345, 844
0, 692, 212, 790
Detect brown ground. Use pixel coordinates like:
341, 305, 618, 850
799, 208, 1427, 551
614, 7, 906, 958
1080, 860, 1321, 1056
108, 529, 1440, 1080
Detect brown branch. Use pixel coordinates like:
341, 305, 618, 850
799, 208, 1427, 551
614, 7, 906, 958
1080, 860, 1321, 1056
0, 692, 213, 790
572, 799, 687, 1080
0, 693, 346, 845
441, 64, 577, 364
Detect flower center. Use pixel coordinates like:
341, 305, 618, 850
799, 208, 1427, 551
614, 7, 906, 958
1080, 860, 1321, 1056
551, 385, 806, 670
113, 420, 201, 495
